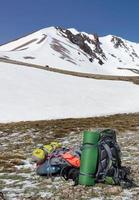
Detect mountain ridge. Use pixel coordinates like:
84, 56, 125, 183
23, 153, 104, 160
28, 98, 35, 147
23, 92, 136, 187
0, 26, 139, 76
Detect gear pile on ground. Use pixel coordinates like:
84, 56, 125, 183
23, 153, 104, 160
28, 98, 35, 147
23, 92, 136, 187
32, 129, 135, 189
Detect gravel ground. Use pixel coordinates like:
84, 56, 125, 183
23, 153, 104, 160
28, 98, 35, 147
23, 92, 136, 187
0, 114, 139, 200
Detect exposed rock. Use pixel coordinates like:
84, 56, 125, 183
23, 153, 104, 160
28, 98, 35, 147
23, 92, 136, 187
0, 192, 6, 200
57, 27, 106, 65
89, 57, 93, 62
131, 48, 139, 58
24, 56, 35, 59
104, 186, 122, 195
50, 37, 76, 64
111, 36, 128, 50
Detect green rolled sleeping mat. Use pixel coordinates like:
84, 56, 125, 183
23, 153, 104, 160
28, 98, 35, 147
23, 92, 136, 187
79, 130, 100, 186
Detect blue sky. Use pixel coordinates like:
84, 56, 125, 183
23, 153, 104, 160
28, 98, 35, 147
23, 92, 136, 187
0, 0, 139, 44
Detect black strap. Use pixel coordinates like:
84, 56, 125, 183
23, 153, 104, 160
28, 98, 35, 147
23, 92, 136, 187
79, 172, 95, 178
82, 143, 98, 150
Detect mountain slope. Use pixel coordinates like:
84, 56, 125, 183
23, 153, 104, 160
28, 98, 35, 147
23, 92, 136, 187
0, 62, 139, 122
0, 27, 139, 76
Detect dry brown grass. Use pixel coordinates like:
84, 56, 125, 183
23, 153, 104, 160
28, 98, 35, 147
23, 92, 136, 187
0, 113, 139, 199
0, 113, 139, 138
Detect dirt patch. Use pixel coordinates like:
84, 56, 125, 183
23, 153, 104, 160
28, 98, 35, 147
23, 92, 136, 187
23, 56, 35, 59
118, 67, 139, 74
11, 39, 38, 51
51, 38, 74, 62
0, 57, 139, 85
37, 34, 47, 44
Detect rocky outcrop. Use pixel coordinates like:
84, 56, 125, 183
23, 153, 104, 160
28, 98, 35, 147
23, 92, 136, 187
57, 27, 106, 65
111, 36, 139, 62
111, 36, 128, 49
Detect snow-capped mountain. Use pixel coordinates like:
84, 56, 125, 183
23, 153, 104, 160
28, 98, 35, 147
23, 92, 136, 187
0, 26, 139, 76
0, 26, 139, 122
